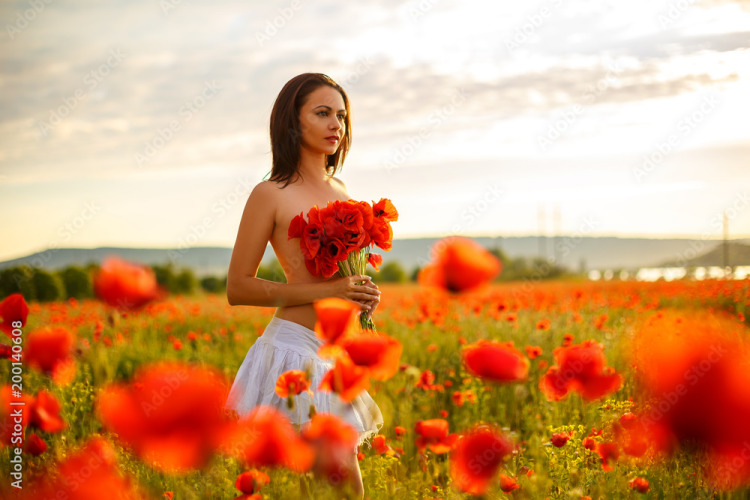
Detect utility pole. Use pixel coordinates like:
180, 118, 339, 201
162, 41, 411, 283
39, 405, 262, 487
723, 211, 730, 278
538, 205, 547, 260
553, 205, 561, 265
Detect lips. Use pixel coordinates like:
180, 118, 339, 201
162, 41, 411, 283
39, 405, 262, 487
325, 136, 339, 143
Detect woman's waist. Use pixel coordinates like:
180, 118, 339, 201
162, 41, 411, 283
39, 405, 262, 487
259, 313, 322, 356
274, 304, 317, 331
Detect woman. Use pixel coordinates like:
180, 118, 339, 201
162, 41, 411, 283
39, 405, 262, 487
224, 73, 383, 498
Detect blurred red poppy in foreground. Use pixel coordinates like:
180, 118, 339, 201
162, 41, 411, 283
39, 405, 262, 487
24, 326, 76, 385
462, 339, 529, 383
339, 332, 403, 381
219, 406, 314, 473
319, 355, 371, 403
96, 361, 231, 473
94, 256, 160, 310
29, 389, 66, 433
313, 298, 359, 344
418, 237, 501, 293
0, 293, 28, 338
631, 311, 750, 490
19, 437, 146, 499
275, 370, 311, 398
539, 340, 622, 402
301, 413, 359, 484
449, 424, 514, 496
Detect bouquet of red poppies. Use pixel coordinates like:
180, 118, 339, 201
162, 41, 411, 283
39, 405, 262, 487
288, 198, 398, 330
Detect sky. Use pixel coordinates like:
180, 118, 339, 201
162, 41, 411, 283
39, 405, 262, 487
1, 0, 749, 261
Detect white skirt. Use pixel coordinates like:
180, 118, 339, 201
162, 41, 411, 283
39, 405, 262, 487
224, 316, 383, 449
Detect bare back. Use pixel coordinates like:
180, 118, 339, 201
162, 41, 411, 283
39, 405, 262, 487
265, 176, 350, 329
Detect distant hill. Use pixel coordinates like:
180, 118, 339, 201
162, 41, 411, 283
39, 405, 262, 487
657, 242, 750, 268
2, 237, 749, 277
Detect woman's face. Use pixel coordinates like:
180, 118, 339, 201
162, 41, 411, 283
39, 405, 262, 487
298, 85, 346, 158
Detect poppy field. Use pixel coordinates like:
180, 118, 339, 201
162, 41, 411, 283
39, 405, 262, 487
1, 258, 750, 499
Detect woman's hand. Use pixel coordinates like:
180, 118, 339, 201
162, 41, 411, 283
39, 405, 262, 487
327, 275, 381, 308
360, 280, 380, 320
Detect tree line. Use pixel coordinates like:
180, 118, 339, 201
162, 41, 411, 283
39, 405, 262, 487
0, 249, 576, 302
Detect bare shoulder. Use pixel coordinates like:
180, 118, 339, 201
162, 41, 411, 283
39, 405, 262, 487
329, 176, 351, 198
248, 179, 286, 205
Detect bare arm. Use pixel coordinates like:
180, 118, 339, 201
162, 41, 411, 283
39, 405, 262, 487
226, 182, 380, 308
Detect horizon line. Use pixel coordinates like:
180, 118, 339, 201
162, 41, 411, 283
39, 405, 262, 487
2, 233, 750, 263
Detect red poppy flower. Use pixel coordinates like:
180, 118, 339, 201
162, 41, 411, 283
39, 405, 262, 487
24, 432, 47, 456
551, 432, 571, 448
96, 361, 232, 473
24, 326, 75, 384
595, 442, 620, 471
524, 345, 543, 359
313, 298, 359, 344
449, 424, 514, 496
318, 356, 370, 403
29, 389, 65, 433
418, 237, 501, 293
94, 256, 160, 310
539, 340, 622, 402
340, 333, 402, 381
235, 469, 270, 494
414, 419, 458, 454
368, 252, 383, 271
301, 413, 359, 484
582, 436, 597, 451
275, 370, 311, 398
629, 476, 650, 493
499, 473, 520, 493
631, 311, 750, 489
0, 293, 28, 339
220, 406, 314, 473
369, 198, 398, 251
416, 369, 439, 390
371, 434, 397, 456
462, 339, 529, 383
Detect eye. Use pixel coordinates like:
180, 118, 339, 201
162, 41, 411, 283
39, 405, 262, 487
337, 114, 346, 120
317, 110, 328, 117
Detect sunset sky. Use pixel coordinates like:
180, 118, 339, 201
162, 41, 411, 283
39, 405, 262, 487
1, 0, 749, 261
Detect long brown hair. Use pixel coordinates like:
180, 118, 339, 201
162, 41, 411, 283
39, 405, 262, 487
269, 73, 352, 187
